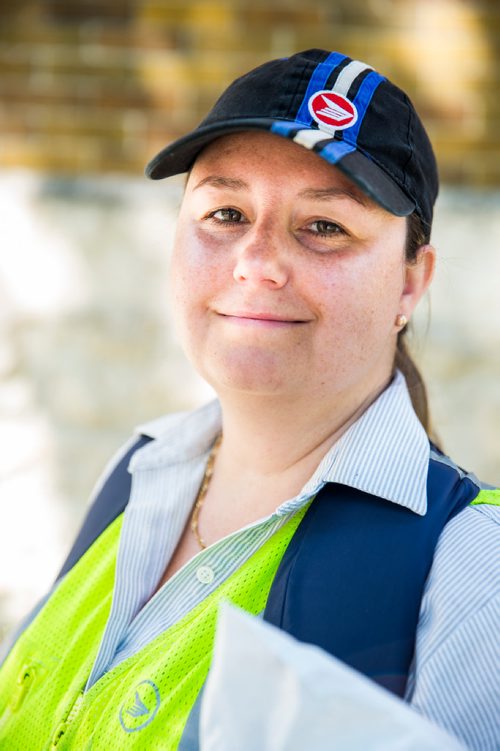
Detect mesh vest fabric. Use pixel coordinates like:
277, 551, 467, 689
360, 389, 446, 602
471, 489, 500, 507
0, 504, 309, 750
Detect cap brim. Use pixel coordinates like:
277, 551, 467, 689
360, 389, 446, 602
145, 119, 415, 218
145, 119, 280, 179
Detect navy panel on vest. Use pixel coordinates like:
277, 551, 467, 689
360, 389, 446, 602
263, 455, 479, 697
56, 435, 152, 581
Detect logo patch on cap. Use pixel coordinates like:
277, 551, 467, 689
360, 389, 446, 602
308, 91, 358, 133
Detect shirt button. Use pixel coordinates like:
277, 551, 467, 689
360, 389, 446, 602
196, 565, 215, 584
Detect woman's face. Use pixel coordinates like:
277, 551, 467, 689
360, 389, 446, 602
170, 131, 431, 403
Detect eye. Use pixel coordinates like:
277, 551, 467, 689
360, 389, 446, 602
309, 219, 346, 236
207, 207, 245, 224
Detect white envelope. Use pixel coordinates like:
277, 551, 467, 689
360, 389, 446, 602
200, 603, 466, 751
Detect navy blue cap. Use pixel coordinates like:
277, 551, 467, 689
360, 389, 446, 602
146, 49, 439, 231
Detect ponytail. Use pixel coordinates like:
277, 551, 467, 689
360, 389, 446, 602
395, 331, 430, 431
398, 212, 440, 446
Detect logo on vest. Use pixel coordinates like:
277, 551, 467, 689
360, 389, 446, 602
308, 90, 358, 134
119, 680, 161, 733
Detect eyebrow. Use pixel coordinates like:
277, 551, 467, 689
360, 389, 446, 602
193, 176, 249, 191
192, 175, 371, 208
298, 187, 370, 208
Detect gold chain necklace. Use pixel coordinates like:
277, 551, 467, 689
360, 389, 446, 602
190, 434, 222, 550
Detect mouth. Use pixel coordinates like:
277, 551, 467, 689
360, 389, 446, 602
216, 311, 310, 327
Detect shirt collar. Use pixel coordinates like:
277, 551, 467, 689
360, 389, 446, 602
132, 371, 429, 516
131, 399, 222, 470
302, 371, 430, 515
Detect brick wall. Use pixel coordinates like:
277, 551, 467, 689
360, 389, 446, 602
1, 0, 499, 182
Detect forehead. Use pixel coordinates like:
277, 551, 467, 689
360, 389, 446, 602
189, 131, 374, 205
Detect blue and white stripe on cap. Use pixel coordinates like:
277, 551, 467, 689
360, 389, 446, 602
319, 69, 386, 164
271, 57, 382, 157
294, 52, 348, 125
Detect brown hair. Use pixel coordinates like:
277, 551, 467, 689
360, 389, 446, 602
395, 212, 438, 443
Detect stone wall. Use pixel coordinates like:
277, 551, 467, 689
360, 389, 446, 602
1, 0, 499, 184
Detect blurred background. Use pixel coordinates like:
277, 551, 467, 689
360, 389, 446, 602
1, 0, 499, 641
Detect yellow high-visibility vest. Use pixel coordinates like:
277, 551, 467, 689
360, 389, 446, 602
0, 504, 309, 750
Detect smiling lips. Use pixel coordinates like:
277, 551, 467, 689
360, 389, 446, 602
217, 311, 309, 327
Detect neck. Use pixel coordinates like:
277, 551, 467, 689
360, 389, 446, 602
194, 372, 394, 539
215, 373, 392, 479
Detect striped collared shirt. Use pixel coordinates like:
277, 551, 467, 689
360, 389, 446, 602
87, 371, 499, 750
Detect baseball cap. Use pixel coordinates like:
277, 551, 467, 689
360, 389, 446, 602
145, 49, 439, 231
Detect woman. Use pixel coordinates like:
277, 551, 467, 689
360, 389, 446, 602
0, 49, 498, 750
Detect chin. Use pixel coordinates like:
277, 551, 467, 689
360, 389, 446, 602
197, 348, 298, 396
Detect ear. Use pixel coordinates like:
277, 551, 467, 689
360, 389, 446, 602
399, 244, 436, 319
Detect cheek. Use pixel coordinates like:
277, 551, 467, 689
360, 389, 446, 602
314, 255, 405, 355
170, 220, 226, 294
169, 222, 227, 356
170, 220, 200, 283
169, 226, 202, 338
170, 223, 206, 304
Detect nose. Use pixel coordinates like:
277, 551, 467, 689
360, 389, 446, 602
232, 224, 289, 288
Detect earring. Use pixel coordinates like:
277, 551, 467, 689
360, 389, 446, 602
395, 314, 408, 328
